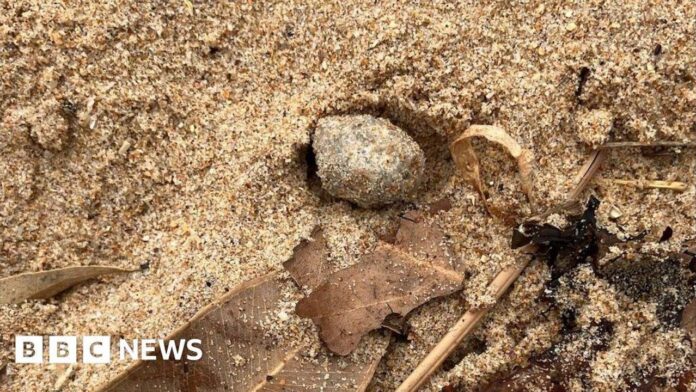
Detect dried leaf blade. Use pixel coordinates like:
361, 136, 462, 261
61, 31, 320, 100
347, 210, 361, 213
296, 243, 463, 355
0, 266, 132, 304
283, 227, 331, 290
396, 211, 458, 271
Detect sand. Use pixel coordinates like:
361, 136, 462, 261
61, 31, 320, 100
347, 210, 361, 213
1, 0, 695, 391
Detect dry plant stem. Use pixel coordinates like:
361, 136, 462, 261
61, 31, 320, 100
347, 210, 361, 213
54, 364, 77, 392
569, 149, 608, 200
599, 178, 688, 192
396, 251, 534, 392
601, 141, 696, 149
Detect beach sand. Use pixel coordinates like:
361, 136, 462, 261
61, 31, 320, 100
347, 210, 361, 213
1, 1, 695, 390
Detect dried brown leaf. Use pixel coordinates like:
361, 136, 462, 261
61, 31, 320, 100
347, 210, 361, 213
282, 227, 390, 388
99, 274, 384, 392
396, 211, 458, 271
0, 266, 132, 304
258, 348, 384, 392
296, 243, 464, 355
288, 217, 457, 346
283, 227, 331, 290
426, 198, 453, 215
379, 199, 453, 244
450, 125, 534, 211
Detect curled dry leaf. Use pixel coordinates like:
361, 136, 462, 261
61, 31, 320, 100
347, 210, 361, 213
0, 266, 132, 305
296, 243, 463, 355
99, 273, 384, 392
450, 125, 534, 212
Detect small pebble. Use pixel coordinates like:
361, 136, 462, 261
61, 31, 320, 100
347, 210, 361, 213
609, 206, 623, 220
119, 139, 132, 156
312, 114, 425, 208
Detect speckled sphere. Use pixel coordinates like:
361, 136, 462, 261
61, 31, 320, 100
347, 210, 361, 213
312, 115, 425, 208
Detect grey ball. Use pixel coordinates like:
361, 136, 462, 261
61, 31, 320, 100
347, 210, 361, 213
312, 115, 426, 208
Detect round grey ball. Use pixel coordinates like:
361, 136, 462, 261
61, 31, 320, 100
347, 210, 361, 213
312, 114, 426, 208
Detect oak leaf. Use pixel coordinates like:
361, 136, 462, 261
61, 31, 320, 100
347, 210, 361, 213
283, 227, 331, 290
395, 211, 459, 271
283, 227, 391, 380
296, 243, 463, 355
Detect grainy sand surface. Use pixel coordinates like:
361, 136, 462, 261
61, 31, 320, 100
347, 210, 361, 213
1, 1, 695, 391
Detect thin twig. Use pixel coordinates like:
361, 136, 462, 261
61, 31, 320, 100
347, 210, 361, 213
601, 141, 696, 149
53, 364, 77, 391
396, 246, 536, 392
599, 178, 688, 192
568, 149, 609, 201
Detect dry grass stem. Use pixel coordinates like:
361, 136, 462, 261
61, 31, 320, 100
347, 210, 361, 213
599, 178, 688, 192
530, 148, 606, 221
54, 365, 77, 392
601, 141, 696, 149
569, 149, 609, 201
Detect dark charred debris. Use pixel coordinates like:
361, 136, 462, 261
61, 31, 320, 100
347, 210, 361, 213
512, 196, 606, 281
477, 196, 696, 392
477, 320, 615, 392
512, 196, 694, 325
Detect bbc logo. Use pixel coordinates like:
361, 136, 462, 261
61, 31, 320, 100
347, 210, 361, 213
15, 335, 203, 363
15, 336, 111, 364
